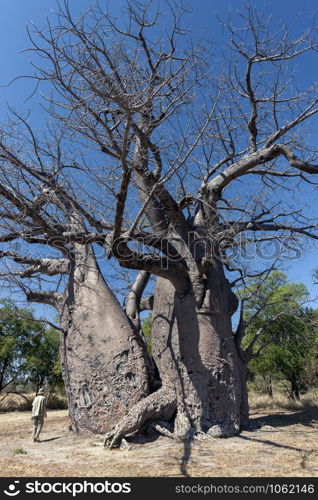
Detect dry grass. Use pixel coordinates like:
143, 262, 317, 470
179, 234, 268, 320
249, 389, 318, 411
1, 388, 318, 477
1, 408, 318, 477
0, 392, 67, 412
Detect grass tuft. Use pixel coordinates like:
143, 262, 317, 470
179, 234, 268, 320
13, 447, 27, 455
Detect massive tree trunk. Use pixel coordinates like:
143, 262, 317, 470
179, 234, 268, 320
59, 243, 150, 433
152, 259, 246, 439
104, 257, 249, 447
19, 187, 152, 435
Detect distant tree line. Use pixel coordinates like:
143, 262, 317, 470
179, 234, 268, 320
242, 271, 318, 400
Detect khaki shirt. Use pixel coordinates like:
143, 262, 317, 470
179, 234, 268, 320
32, 395, 46, 417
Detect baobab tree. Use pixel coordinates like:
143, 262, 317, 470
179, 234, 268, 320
1, 1, 318, 445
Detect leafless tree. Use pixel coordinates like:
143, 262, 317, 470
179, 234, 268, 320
1, 1, 318, 444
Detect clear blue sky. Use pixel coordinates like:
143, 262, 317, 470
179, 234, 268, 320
0, 0, 318, 315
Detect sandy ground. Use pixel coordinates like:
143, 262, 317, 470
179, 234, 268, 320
1, 408, 318, 477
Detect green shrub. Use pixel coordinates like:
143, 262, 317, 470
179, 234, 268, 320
46, 393, 68, 410
13, 448, 27, 455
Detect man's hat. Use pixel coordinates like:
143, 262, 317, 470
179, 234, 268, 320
38, 388, 45, 395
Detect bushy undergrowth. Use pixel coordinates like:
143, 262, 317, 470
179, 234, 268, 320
0, 392, 67, 412
249, 389, 318, 411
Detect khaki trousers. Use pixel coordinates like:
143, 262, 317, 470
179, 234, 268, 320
32, 416, 44, 439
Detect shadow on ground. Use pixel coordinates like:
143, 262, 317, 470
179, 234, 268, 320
248, 406, 318, 430
39, 437, 64, 443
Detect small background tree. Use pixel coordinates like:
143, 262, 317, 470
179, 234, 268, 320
243, 272, 318, 400
0, 299, 62, 396
22, 328, 63, 394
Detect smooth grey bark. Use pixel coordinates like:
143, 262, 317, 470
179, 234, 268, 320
58, 243, 150, 433
152, 260, 246, 439
103, 254, 250, 447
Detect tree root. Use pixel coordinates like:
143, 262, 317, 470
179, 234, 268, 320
173, 409, 195, 440
103, 387, 176, 448
119, 438, 131, 451
151, 420, 174, 439
103, 387, 241, 448
207, 422, 240, 438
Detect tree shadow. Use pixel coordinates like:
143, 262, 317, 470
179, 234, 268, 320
39, 436, 64, 442
128, 429, 192, 477
238, 434, 317, 454
246, 407, 318, 431
180, 439, 192, 477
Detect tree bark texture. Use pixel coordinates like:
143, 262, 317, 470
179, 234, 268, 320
104, 257, 250, 446
152, 260, 246, 439
59, 243, 150, 433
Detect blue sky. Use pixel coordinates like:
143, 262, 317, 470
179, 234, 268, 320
0, 0, 318, 315
1, 0, 317, 107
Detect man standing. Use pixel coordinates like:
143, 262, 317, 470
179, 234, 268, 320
31, 388, 47, 442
